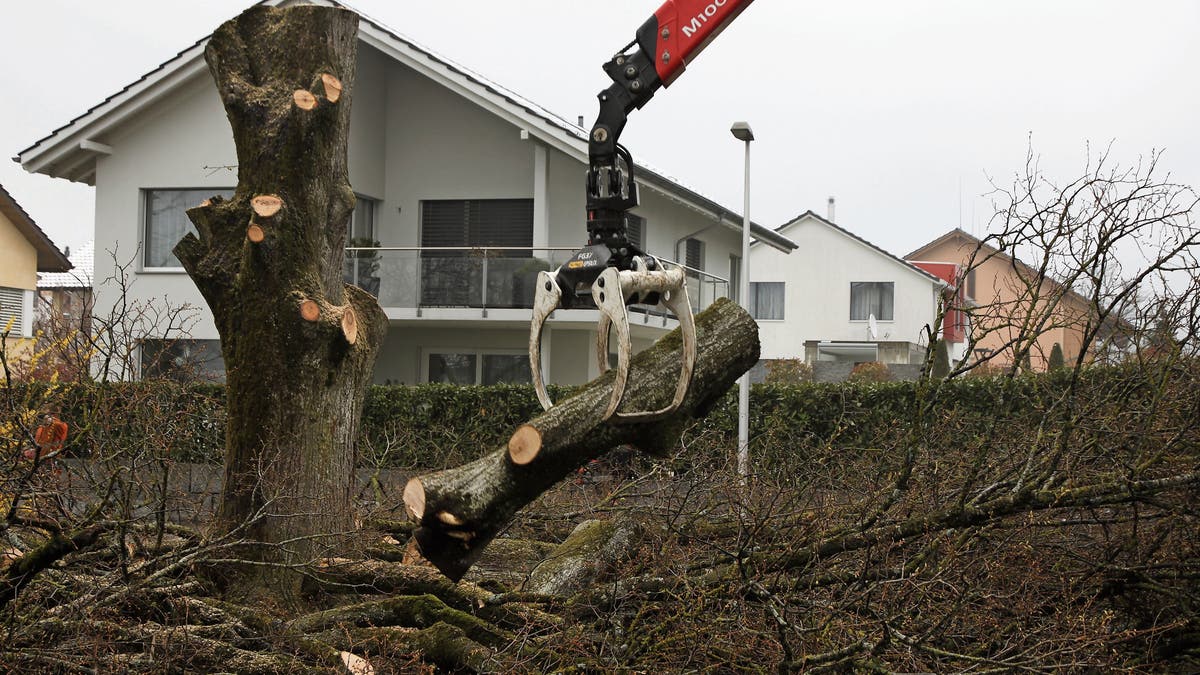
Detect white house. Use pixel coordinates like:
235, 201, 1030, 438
748, 210, 953, 373
18, 0, 795, 386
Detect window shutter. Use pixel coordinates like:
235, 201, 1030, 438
469, 200, 534, 250
421, 200, 470, 249
421, 199, 533, 251
419, 199, 534, 307
0, 287, 25, 335
685, 238, 704, 270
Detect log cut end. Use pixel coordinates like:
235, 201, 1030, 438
321, 73, 343, 103
247, 223, 265, 243
251, 194, 283, 218
300, 299, 321, 322
507, 424, 542, 465
293, 89, 317, 110
341, 306, 358, 345
403, 478, 426, 521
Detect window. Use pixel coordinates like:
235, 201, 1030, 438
729, 255, 741, 303
684, 238, 705, 278
0, 287, 31, 337
141, 339, 224, 382
420, 199, 534, 307
345, 196, 382, 295
426, 350, 530, 385
749, 281, 785, 320
144, 189, 234, 268
348, 194, 377, 242
626, 214, 645, 250
428, 353, 477, 384
850, 282, 894, 321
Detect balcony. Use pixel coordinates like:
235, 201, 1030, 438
343, 246, 729, 320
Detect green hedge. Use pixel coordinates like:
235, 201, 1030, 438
7, 364, 1167, 470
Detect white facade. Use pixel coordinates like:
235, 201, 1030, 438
749, 212, 945, 364
20, 0, 795, 385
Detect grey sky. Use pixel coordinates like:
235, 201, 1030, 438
2, 0, 1197, 260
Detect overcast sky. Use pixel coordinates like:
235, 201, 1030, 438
2, 0, 1197, 260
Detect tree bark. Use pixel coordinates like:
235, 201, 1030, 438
404, 298, 759, 580
174, 6, 385, 588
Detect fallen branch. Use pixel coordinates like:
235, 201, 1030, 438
405, 298, 759, 580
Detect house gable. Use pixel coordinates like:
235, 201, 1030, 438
18, 0, 796, 253
0, 185, 71, 276
777, 211, 945, 288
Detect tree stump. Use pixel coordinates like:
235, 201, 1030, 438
174, 5, 385, 592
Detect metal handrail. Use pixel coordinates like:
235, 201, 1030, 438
343, 245, 728, 284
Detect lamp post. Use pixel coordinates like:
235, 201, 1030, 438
730, 121, 754, 479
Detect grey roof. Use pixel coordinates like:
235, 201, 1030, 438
38, 240, 93, 289
18, 0, 796, 253
775, 210, 946, 286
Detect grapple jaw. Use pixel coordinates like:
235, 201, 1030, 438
529, 256, 696, 423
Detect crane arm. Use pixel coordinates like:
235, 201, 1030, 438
531, 0, 755, 422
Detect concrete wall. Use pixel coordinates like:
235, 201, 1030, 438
811, 361, 924, 383
750, 215, 939, 361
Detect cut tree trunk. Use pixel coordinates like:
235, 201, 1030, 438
404, 298, 758, 580
174, 6, 385, 589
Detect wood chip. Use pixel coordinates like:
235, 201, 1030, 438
437, 511, 464, 527
340, 651, 376, 675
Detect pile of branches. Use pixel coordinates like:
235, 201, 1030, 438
2, 359, 1197, 673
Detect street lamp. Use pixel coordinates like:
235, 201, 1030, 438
730, 121, 753, 479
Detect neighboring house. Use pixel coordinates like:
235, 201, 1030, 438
906, 260, 970, 365
906, 228, 1098, 370
0, 184, 72, 364
17, 0, 795, 385
37, 240, 95, 337
748, 210, 952, 379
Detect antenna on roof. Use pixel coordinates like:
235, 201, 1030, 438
958, 175, 963, 229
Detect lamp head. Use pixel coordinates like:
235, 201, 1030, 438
730, 121, 754, 142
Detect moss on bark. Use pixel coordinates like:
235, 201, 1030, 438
174, 5, 386, 595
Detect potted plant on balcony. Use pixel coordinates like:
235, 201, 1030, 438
346, 236, 381, 297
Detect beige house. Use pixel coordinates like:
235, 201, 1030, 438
0, 184, 72, 365
907, 228, 1098, 370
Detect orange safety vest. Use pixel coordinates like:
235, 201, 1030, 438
33, 418, 68, 458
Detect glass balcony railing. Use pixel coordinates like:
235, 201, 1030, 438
343, 246, 729, 316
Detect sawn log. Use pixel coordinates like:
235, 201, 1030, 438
403, 297, 759, 580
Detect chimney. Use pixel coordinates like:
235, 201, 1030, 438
827, 196, 836, 222
577, 115, 585, 127
63, 245, 71, 257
